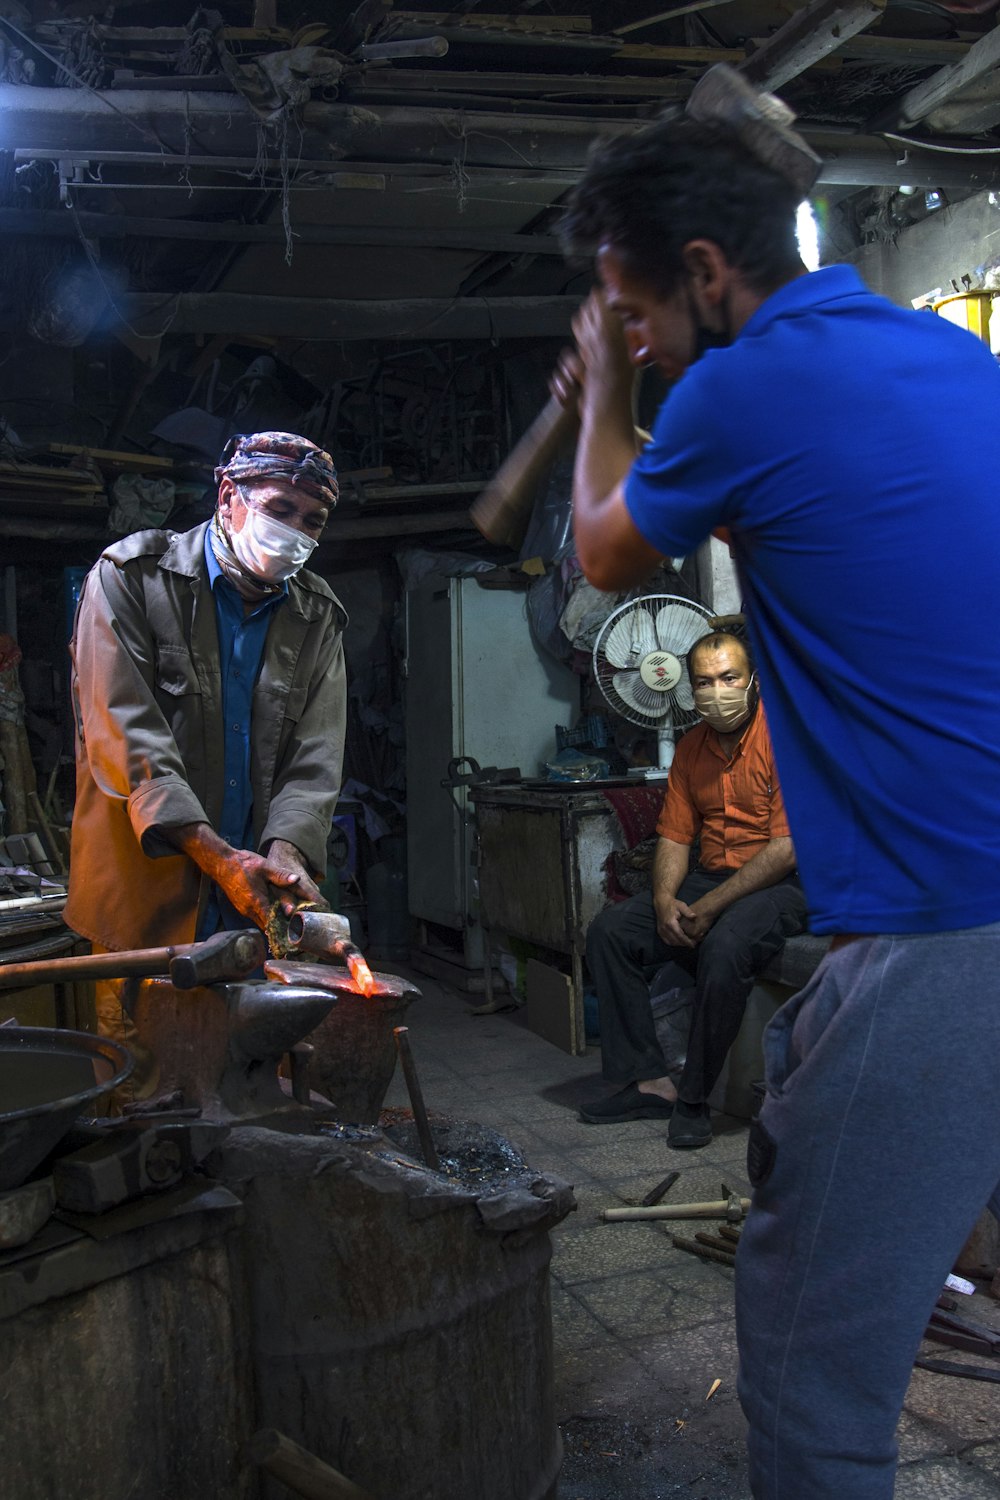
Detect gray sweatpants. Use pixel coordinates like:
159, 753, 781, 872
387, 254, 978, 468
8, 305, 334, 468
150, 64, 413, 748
736, 922, 1000, 1498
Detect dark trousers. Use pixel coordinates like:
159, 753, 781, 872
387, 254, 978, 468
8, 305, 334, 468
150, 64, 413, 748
585, 866, 807, 1105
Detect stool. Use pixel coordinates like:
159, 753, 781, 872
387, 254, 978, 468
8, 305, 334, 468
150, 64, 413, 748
708, 933, 831, 1120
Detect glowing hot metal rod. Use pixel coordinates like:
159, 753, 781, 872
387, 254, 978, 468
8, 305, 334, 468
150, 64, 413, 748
285, 908, 376, 996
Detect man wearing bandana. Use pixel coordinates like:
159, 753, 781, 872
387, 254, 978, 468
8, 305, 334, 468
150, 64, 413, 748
582, 631, 806, 1148
67, 431, 346, 1081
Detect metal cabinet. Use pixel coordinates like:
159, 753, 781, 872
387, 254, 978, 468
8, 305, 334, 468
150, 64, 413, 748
471, 785, 626, 1053
405, 576, 578, 974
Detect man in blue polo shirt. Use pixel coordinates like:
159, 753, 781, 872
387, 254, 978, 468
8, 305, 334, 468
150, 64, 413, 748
556, 118, 1000, 1499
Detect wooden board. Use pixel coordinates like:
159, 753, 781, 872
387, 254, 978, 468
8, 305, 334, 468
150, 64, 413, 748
525, 958, 579, 1056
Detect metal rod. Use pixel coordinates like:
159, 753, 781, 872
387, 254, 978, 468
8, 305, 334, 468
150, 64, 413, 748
672, 1235, 737, 1268
695, 1230, 740, 1255
640, 1169, 680, 1208
393, 1026, 440, 1172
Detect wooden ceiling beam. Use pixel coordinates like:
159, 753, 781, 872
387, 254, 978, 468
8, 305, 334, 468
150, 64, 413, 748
345, 67, 690, 99
741, 0, 889, 92
0, 208, 564, 255
114, 293, 580, 340
811, 130, 1000, 188
828, 33, 969, 68
390, 12, 592, 33
896, 23, 1000, 127
922, 81, 1000, 136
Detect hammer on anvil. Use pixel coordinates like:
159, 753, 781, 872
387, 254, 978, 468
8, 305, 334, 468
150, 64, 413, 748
0, 928, 266, 993
469, 62, 822, 549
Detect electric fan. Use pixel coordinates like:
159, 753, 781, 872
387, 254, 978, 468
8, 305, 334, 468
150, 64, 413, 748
592, 594, 716, 772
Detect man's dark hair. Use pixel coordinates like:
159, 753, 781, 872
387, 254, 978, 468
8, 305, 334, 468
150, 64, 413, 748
560, 119, 802, 299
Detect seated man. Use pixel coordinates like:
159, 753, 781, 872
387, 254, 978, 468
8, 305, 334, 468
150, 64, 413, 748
582, 631, 807, 1148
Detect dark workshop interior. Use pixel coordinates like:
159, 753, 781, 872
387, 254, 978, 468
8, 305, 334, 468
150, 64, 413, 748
2, 2, 1000, 1497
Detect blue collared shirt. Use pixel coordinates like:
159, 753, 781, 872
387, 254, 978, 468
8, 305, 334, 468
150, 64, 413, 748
625, 266, 1000, 935
199, 528, 286, 936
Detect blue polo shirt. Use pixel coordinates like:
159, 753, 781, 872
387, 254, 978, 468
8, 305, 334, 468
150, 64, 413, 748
199, 531, 285, 936
626, 265, 1000, 934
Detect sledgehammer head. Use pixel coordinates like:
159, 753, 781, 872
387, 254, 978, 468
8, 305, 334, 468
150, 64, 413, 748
685, 63, 821, 198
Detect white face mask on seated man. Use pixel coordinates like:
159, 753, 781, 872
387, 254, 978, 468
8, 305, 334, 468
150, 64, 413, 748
693, 673, 756, 733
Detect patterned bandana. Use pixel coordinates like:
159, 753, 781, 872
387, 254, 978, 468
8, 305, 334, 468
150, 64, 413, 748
214, 430, 339, 506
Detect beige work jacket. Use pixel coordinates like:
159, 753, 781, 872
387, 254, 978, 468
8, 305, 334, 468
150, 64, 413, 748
65, 521, 347, 950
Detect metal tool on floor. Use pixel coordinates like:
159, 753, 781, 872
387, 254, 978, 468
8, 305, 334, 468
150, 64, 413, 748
923, 1306, 1000, 1358
600, 1180, 749, 1224
673, 1234, 737, 1268
640, 1169, 680, 1208
915, 1358, 1000, 1384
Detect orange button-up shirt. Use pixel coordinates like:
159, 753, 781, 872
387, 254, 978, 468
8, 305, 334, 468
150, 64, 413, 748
656, 706, 790, 871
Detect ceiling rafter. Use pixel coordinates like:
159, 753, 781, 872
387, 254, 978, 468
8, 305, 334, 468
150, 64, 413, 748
895, 22, 1000, 132
740, 0, 889, 92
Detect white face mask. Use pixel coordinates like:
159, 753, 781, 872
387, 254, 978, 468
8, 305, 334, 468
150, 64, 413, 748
230, 500, 317, 583
694, 674, 756, 733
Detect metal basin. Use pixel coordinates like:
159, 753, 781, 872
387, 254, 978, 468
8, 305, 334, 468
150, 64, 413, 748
0, 1027, 133, 1191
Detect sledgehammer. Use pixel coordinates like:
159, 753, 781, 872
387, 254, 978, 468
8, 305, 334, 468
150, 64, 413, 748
0, 928, 266, 992
469, 63, 821, 551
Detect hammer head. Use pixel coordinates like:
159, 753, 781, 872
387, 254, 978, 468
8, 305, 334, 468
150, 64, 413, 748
721, 1180, 746, 1223
168, 929, 266, 989
686, 63, 822, 198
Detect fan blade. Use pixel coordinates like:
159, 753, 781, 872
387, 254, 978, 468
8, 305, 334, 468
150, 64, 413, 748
614, 671, 669, 719
605, 608, 658, 669
672, 663, 695, 712
656, 603, 711, 655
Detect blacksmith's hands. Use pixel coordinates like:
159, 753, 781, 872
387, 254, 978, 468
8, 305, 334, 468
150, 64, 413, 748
262, 839, 328, 917
212, 845, 324, 928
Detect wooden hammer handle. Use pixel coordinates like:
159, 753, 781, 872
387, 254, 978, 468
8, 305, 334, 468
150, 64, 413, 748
469, 393, 580, 549
247, 1428, 377, 1500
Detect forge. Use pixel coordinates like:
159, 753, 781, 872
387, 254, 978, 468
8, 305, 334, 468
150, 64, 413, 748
0, 936, 574, 1500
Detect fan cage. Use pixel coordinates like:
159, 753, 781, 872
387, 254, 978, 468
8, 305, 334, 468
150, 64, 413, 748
592, 593, 716, 731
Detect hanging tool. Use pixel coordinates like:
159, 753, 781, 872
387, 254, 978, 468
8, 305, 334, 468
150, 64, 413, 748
0, 927, 266, 992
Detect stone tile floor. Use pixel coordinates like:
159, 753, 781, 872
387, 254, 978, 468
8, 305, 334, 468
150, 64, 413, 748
384, 965, 1000, 1499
